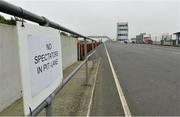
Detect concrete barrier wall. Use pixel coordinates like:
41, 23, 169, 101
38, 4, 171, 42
61, 35, 77, 70
0, 24, 22, 111
0, 24, 78, 112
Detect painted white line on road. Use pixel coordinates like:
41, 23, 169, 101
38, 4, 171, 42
87, 59, 101, 117
104, 43, 132, 117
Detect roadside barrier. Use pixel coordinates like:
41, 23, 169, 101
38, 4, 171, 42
0, 1, 99, 116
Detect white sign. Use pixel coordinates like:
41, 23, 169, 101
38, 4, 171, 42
16, 22, 63, 115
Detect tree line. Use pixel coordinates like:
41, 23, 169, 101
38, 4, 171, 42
0, 14, 20, 25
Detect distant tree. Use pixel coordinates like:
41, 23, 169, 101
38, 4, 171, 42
0, 14, 16, 25
61, 32, 68, 36
0, 15, 5, 20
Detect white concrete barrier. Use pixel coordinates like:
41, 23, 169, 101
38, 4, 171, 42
61, 35, 77, 70
0, 23, 78, 112
0, 23, 22, 112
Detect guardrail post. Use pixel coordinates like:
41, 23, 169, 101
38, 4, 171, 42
46, 103, 52, 116
91, 40, 95, 66
94, 41, 97, 62
78, 42, 80, 61
91, 40, 94, 51
45, 97, 53, 116
84, 38, 89, 85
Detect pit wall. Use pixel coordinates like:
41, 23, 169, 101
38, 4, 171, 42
0, 23, 78, 112
61, 34, 77, 69
0, 23, 22, 112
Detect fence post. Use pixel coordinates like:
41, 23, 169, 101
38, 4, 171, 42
84, 38, 89, 85
45, 97, 53, 116
91, 40, 95, 66
91, 40, 94, 51
78, 43, 81, 61
45, 103, 52, 116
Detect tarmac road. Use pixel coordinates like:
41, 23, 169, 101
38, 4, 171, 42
91, 42, 180, 116
104, 42, 180, 116
90, 44, 124, 116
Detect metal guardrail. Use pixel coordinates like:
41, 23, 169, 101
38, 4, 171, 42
88, 35, 112, 40
0, 0, 95, 41
0, 0, 99, 116
31, 50, 96, 116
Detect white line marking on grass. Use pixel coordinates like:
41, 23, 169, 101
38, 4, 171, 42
104, 42, 132, 117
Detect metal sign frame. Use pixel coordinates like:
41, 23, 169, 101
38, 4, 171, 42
17, 22, 63, 115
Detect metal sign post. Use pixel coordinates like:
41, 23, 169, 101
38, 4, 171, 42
91, 40, 95, 67
84, 38, 89, 85
45, 103, 52, 116
45, 96, 53, 116
92, 40, 94, 51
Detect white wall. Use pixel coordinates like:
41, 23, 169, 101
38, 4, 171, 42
0, 23, 22, 111
0, 24, 78, 112
61, 35, 77, 70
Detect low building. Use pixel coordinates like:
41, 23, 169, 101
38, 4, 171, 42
174, 32, 180, 45
160, 33, 175, 46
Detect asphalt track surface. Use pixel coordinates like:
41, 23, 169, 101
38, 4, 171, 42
90, 44, 124, 116
91, 42, 180, 116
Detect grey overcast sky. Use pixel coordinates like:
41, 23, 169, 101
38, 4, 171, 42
3, 0, 180, 39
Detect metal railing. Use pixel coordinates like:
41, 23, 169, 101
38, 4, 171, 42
31, 50, 97, 116
88, 35, 112, 40
0, 0, 95, 41
0, 0, 99, 116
